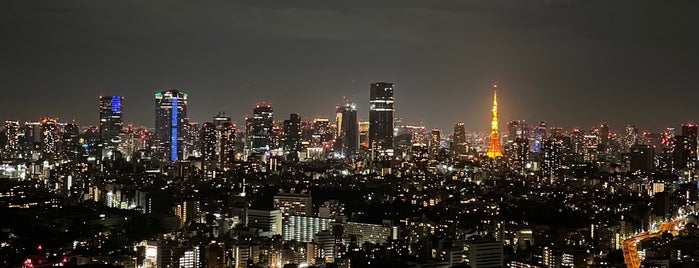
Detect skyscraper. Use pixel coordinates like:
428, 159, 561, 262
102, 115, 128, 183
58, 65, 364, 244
200, 122, 217, 165
61, 122, 82, 162
629, 144, 654, 173
369, 82, 395, 155
3, 120, 20, 158
283, 113, 302, 160
219, 122, 236, 169
99, 95, 124, 156
429, 128, 441, 157
182, 120, 200, 159
310, 118, 333, 150
512, 137, 529, 175
155, 89, 188, 161
532, 121, 546, 153
337, 103, 358, 156
623, 125, 639, 152
359, 121, 370, 150
201, 114, 237, 173
211, 111, 236, 168
541, 139, 562, 180
41, 117, 58, 159
660, 127, 676, 173
676, 123, 698, 170
249, 103, 274, 155
486, 83, 502, 158
452, 122, 467, 157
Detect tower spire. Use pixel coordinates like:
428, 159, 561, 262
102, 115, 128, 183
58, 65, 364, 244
486, 83, 503, 158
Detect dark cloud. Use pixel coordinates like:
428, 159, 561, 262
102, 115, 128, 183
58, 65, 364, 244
0, 0, 697, 133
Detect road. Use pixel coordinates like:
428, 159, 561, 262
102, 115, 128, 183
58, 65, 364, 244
622, 220, 682, 268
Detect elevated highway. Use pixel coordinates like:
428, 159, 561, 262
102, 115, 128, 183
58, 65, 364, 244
622, 219, 683, 268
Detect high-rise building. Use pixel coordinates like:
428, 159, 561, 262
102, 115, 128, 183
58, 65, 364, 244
486, 84, 502, 158
208, 111, 236, 168
583, 134, 600, 163
369, 82, 395, 155
200, 122, 218, 168
429, 128, 441, 157
283, 113, 302, 160
337, 104, 358, 156
3, 120, 20, 158
201, 113, 237, 172
541, 139, 562, 180
312, 118, 333, 148
511, 137, 529, 175
629, 144, 654, 173
660, 127, 676, 173
99, 95, 124, 156
41, 118, 59, 159
623, 125, 639, 152
154, 89, 188, 161
83, 126, 101, 158
506, 120, 528, 158
682, 124, 697, 169
219, 122, 236, 169
61, 122, 82, 162
532, 121, 546, 153
358, 121, 370, 150
249, 103, 274, 155
507, 120, 528, 144
672, 124, 698, 170
182, 120, 200, 159
452, 122, 468, 157
116, 127, 138, 162
599, 123, 610, 147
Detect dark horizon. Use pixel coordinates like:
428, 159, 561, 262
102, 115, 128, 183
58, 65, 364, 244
1, 0, 698, 133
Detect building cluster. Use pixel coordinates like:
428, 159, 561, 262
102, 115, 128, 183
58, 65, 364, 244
2, 83, 699, 268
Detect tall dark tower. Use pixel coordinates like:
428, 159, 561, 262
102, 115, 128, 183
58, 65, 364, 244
3, 120, 20, 158
219, 122, 236, 169
283, 113, 302, 160
681, 124, 697, 170
250, 103, 274, 154
99, 96, 124, 155
200, 122, 217, 164
369, 82, 395, 155
155, 89, 188, 161
452, 122, 467, 157
62, 122, 81, 162
338, 103, 358, 156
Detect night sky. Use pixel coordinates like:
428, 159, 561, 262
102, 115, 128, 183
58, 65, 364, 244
1, 0, 698, 133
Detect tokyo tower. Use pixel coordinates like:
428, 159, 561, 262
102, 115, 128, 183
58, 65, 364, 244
486, 83, 503, 158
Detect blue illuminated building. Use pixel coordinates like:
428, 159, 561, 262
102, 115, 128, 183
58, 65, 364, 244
155, 89, 188, 161
99, 95, 124, 156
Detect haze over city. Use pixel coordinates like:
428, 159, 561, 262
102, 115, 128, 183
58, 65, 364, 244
2, 0, 698, 132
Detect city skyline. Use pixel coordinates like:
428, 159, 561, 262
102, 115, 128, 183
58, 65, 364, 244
3, 86, 699, 136
1, 0, 698, 132
3, 2, 699, 267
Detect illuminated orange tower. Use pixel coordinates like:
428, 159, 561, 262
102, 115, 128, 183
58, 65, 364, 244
486, 83, 503, 158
